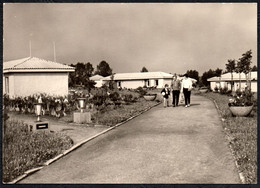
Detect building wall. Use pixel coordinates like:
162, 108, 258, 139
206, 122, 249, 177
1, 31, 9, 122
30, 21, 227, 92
251, 81, 257, 92
4, 72, 69, 97
119, 80, 145, 89
94, 80, 103, 88
210, 80, 257, 92
3, 74, 15, 96
114, 78, 171, 89
159, 78, 172, 88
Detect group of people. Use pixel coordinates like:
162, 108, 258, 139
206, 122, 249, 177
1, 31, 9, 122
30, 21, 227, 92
161, 74, 193, 108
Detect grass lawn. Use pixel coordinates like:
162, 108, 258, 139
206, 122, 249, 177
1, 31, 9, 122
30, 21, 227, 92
3, 120, 73, 183
200, 92, 257, 184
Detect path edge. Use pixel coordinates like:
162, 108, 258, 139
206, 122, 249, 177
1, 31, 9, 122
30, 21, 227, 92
204, 94, 246, 184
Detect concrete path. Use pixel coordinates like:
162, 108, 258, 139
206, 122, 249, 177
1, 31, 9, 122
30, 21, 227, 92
19, 95, 240, 184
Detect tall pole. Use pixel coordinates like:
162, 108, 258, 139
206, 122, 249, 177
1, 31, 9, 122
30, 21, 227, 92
53, 41, 56, 62
29, 40, 32, 57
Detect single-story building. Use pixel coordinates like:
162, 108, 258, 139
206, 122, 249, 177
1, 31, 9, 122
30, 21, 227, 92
207, 71, 257, 92
3, 57, 75, 97
102, 72, 175, 89
89, 75, 104, 88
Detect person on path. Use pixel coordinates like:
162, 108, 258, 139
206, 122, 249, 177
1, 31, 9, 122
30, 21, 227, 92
171, 74, 181, 107
180, 74, 193, 108
161, 84, 170, 108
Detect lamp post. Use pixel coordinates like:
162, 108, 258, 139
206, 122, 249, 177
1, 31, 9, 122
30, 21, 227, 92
78, 98, 86, 113
35, 103, 42, 122
35, 96, 43, 122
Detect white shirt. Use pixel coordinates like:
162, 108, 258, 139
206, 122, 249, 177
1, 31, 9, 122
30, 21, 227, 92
181, 78, 192, 91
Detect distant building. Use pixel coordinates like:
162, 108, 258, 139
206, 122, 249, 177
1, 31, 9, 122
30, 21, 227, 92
207, 71, 257, 92
89, 75, 104, 88
102, 72, 175, 89
3, 57, 75, 97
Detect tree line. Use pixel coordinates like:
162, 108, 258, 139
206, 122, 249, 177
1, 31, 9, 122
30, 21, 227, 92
69, 50, 256, 90
69, 60, 113, 90
195, 50, 256, 88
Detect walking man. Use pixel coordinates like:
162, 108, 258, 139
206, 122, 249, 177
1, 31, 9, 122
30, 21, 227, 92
171, 74, 181, 107
181, 74, 193, 108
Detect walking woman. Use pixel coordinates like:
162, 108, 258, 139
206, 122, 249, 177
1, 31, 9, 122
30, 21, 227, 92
180, 74, 193, 107
171, 74, 181, 107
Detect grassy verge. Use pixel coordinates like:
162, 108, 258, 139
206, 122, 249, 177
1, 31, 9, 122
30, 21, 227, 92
200, 92, 257, 184
3, 120, 73, 183
93, 98, 160, 126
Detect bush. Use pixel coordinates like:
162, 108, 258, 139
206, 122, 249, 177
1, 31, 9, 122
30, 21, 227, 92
219, 87, 231, 95
135, 87, 147, 97
214, 86, 219, 92
121, 94, 137, 103
91, 93, 108, 106
109, 91, 120, 102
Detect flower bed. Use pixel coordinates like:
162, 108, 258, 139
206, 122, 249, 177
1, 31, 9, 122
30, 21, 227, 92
3, 88, 140, 118
3, 120, 73, 183
201, 92, 257, 184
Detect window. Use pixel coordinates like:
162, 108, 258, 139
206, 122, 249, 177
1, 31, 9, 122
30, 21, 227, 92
118, 81, 121, 87
5, 77, 9, 94
155, 80, 159, 86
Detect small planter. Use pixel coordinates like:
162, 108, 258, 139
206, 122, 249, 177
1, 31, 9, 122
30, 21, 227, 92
143, 94, 157, 101
229, 105, 254, 117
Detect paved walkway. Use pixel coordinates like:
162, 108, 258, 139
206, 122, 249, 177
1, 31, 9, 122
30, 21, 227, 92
19, 95, 240, 184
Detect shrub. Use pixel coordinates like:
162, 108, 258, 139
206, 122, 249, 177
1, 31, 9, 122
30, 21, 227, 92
121, 94, 137, 103
135, 87, 147, 97
91, 94, 108, 106
214, 86, 219, 92
109, 91, 120, 102
219, 86, 228, 95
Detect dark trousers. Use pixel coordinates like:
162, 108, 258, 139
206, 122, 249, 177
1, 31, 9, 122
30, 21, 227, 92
172, 90, 180, 106
183, 88, 191, 105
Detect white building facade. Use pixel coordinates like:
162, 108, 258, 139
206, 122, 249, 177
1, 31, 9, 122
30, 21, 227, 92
207, 71, 257, 92
3, 57, 75, 97
102, 72, 174, 89
89, 75, 104, 88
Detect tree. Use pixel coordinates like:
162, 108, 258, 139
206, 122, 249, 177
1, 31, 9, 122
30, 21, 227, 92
186, 70, 199, 87
251, 65, 257, 71
95, 61, 113, 77
236, 50, 253, 91
200, 68, 222, 87
186, 70, 199, 81
201, 69, 216, 87
68, 62, 95, 90
141, 67, 148, 72
85, 62, 94, 78
225, 59, 236, 92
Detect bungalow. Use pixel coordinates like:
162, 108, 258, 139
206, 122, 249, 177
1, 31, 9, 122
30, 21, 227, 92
89, 75, 104, 88
102, 72, 174, 89
3, 57, 75, 97
207, 71, 257, 92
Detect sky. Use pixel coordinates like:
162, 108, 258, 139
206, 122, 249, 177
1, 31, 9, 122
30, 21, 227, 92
3, 3, 257, 75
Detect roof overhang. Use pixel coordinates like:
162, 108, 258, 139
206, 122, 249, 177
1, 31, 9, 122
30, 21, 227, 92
3, 68, 75, 74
